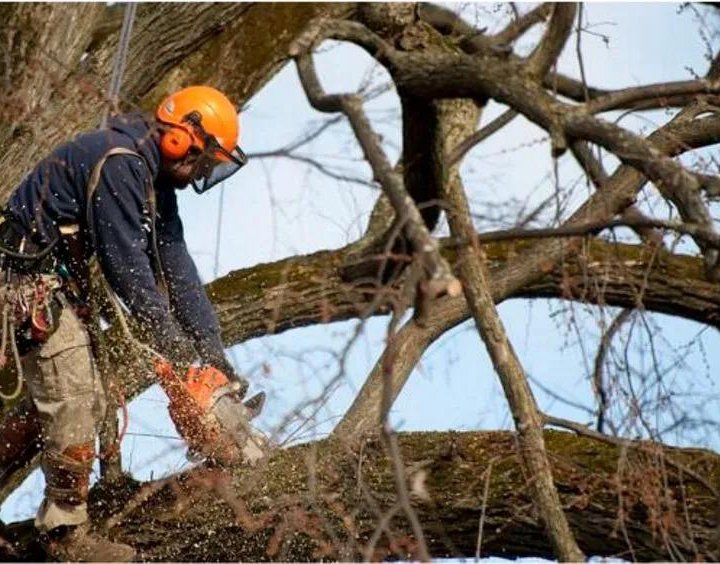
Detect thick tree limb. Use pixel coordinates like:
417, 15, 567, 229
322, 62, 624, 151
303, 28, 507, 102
492, 4, 553, 47
4, 431, 717, 561
526, 3, 578, 79
209, 237, 720, 351
585, 79, 720, 114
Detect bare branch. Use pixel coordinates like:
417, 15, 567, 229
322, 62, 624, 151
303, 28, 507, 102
491, 4, 553, 46
570, 140, 665, 246
585, 79, 720, 114
332, 97, 720, 442
387, 49, 720, 274
415, 3, 498, 55
248, 151, 376, 188
443, 120, 584, 559
441, 217, 720, 248
543, 414, 719, 498
526, 3, 578, 78
592, 309, 634, 433
448, 109, 518, 165
292, 44, 461, 299
250, 116, 343, 156
564, 113, 718, 272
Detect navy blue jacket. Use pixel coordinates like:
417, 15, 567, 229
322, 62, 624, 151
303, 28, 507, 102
7, 113, 226, 367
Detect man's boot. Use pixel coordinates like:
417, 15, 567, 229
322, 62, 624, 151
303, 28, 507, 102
42, 524, 135, 562
38, 443, 134, 562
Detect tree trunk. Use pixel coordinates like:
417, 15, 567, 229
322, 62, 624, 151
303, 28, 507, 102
3, 430, 717, 561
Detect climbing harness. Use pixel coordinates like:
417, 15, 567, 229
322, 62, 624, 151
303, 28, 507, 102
0, 271, 62, 401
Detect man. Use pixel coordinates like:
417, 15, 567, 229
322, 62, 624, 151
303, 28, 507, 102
0, 86, 249, 560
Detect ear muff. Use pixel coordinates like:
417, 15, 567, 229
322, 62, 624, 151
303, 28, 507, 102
160, 126, 193, 160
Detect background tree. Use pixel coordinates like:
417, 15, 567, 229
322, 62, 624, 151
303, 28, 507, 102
1, 2, 720, 561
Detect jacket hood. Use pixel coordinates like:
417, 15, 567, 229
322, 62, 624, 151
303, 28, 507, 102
107, 112, 162, 179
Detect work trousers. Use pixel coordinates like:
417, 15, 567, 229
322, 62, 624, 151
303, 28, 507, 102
22, 301, 107, 531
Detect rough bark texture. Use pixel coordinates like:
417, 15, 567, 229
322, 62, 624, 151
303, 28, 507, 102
2, 430, 717, 561
209, 238, 720, 347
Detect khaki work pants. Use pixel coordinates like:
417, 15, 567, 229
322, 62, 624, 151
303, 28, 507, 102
22, 302, 107, 531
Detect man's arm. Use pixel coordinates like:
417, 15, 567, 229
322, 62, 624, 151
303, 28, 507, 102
91, 155, 197, 365
154, 196, 243, 385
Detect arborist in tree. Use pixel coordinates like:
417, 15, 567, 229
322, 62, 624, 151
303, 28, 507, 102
0, 86, 262, 560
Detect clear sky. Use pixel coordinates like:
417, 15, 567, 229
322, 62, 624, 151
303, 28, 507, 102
3, 2, 719, 529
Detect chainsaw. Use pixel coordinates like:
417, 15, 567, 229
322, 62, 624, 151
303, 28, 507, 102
154, 361, 267, 465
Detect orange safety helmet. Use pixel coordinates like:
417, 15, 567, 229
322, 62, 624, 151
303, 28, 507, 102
156, 85, 238, 159
156, 85, 248, 193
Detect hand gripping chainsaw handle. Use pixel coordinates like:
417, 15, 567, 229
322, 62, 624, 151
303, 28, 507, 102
154, 361, 267, 465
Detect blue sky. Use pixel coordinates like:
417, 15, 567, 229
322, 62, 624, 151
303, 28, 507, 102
3, 2, 720, 527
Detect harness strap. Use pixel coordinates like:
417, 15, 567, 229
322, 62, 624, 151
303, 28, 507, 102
83, 147, 166, 293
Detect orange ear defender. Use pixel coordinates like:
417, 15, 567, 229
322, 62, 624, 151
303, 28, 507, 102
159, 125, 193, 160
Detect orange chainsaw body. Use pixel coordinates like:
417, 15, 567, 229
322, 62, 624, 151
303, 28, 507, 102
154, 361, 253, 464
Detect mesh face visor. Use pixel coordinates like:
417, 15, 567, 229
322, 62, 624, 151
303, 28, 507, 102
191, 145, 247, 195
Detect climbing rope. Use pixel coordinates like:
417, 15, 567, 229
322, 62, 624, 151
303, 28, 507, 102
0, 302, 22, 401
101, 2, 137, 128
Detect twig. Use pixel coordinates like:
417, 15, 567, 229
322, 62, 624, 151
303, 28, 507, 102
448, 109, 518, 165
475, 458, 496, 559
593, 309, 634, 433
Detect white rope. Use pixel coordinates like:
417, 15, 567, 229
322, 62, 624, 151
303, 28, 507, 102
102, 2, 137, 128
0, 302, 23, 401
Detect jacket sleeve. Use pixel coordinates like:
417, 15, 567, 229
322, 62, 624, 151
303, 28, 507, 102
155, 190, 230, 373
90, 154, 196, 365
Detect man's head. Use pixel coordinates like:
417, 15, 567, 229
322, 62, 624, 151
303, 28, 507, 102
155, 85, 247, 192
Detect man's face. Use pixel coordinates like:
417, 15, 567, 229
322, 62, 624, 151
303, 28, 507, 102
159, 151, 203, 189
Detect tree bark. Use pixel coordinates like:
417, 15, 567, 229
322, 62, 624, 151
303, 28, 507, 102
3, 430, 717, 561
440, 94, 583, 559
209, 238, 720, 347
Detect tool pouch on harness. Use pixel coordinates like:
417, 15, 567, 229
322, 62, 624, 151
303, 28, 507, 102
0, 223, 63, 400
0, 197, 87, 396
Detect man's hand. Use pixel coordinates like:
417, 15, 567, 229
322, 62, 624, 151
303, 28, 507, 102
205, 355, 249, 398
154, 361, 264, 465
